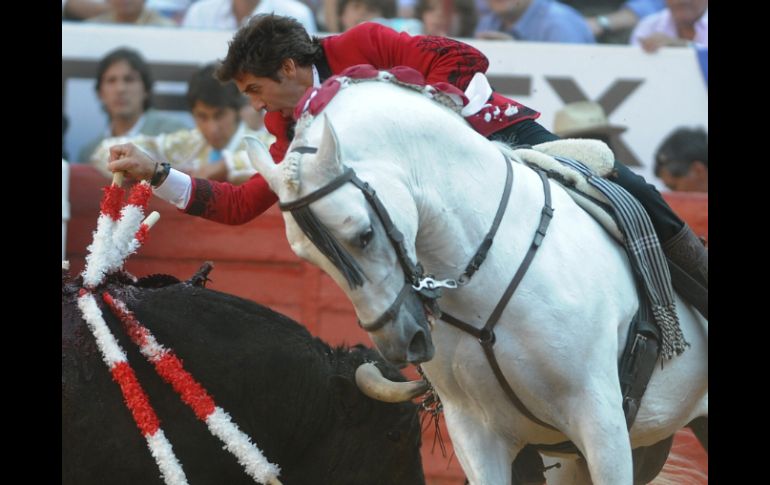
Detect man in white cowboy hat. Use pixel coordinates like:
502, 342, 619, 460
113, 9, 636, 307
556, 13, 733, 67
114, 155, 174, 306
553, 100, 628, 161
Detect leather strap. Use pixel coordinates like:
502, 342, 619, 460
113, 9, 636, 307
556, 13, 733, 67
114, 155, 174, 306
441, 168, 557, 431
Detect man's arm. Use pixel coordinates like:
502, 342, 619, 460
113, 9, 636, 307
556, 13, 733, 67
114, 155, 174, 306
108, 143, 279, 225
323, 22, 490, 90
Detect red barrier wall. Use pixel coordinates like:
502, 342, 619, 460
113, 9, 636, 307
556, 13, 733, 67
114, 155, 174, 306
65, 165, 707, 484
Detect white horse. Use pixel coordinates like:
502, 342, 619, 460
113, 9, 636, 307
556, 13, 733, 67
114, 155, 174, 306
245, 73, 708, 484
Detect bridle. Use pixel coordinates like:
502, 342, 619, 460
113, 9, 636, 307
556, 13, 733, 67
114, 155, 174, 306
278, 145, 559, 430
278, 147, 451, 331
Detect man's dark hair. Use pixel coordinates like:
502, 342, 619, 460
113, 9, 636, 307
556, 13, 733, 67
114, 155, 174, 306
654, 127, 708, 177
95, 47, 153, 110
216, 14, 324, 83
187, 64, 245, 111
415, 0, 478, 38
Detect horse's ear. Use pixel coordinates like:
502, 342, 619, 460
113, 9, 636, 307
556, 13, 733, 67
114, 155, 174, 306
316, 114, 344, 173
244, 136, 281, 190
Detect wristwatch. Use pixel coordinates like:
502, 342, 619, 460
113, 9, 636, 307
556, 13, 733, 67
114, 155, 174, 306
150, 162, 171, 187
596, 15, 611, 34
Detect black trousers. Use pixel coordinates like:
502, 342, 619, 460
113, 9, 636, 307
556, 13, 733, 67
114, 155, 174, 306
491, 120, 684, 242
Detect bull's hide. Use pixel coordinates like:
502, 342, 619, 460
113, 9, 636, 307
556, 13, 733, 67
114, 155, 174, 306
62, 269, 424, 485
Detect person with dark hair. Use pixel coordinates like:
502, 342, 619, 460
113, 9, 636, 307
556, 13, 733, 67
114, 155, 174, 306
78, 48, 188, 162
416, 0, 478, 37
108, 14, 706, 327
88, 63, 273, 184
339, 0, 396, 31
654, 127, 707, 193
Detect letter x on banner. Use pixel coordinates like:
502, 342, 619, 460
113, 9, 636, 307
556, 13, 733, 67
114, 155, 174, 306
488, 75, 643, 167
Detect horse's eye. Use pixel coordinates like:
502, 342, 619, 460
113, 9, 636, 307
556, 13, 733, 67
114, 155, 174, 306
359, 227, 374, 249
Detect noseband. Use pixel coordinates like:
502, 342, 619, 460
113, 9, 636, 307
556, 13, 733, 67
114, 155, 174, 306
279, 146, 561, 430
278, 148, 448, 331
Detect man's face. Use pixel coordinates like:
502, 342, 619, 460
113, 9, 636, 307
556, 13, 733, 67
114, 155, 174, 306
658, 162, 708, 192
234, 61, 310, 118
340, 1, 379, 31
191, 101, 239, 150
666, 0, 708, 25
108, 0, 145, 17
421, 1, 449, 37
98, 60, 147, 121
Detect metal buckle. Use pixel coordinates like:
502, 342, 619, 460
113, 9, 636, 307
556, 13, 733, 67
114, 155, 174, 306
412, 277, 458, 292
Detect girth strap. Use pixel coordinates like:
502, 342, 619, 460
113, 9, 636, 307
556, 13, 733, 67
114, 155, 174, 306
441, 168, 557, 431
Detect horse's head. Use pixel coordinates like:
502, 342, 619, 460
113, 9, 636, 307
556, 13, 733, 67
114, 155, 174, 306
246, 117, 435, 365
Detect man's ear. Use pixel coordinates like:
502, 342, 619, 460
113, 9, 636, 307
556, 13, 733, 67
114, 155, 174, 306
282, 58, 297, 78
691, 160, 707, 177
690, 160, 708, 190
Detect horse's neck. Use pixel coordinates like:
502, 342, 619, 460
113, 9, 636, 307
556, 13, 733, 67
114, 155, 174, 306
410, 146, 547, 282
319, 84, 548, 278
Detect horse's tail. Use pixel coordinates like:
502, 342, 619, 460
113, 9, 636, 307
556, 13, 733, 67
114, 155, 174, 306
651, 429, 707, 485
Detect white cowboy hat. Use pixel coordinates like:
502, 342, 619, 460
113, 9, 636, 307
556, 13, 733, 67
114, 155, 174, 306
553, 101, 627, 138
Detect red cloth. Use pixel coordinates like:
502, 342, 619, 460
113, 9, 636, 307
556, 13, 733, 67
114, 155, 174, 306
187, 22, 538, 224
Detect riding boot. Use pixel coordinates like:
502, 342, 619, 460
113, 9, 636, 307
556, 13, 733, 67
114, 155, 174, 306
661, 224, 708, 319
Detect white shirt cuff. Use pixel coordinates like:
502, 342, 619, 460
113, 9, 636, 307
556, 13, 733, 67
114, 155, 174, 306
153, 168, 192, 209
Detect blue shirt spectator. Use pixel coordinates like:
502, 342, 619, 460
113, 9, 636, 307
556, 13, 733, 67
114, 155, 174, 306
624, 0, 665, 18
476, 0, 595, 43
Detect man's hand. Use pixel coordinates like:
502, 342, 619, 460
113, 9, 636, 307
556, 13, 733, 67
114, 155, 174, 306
107, 143, 157, 183
639, 33, 686, 53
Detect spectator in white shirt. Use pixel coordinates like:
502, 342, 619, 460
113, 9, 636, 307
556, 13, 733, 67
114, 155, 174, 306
182, 0, 317, 33
630, 0, 707, 52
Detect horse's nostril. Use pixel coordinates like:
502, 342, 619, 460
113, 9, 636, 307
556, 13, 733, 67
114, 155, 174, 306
407, 331, 428, 361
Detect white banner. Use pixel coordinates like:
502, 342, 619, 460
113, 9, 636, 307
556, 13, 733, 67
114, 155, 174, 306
63, 23, 707, 187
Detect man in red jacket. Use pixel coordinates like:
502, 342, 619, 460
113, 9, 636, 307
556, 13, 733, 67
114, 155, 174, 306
109, 14, 705, 316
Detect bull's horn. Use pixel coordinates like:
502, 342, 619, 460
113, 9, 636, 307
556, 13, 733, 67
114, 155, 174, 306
354, 362, 428, 403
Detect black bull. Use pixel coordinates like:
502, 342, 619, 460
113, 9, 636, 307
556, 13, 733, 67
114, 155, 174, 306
62, 267, 425, 485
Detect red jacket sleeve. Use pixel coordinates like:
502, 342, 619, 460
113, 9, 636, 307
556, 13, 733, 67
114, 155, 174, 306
322, 23, 489, 90
183, 174, 278, 225
181, 112, 288, 225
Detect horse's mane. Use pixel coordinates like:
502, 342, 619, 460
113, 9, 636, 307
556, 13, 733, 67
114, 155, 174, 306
284, 66, 513, 193
290, 67, 468, 149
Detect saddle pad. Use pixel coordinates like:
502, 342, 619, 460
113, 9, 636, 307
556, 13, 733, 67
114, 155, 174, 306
512, 140, 623, 242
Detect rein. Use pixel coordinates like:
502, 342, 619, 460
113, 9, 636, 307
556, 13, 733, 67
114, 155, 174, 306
278, 149, 515, 331
279, 143, 559, 429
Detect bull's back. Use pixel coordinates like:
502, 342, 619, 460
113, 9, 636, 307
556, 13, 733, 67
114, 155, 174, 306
62, 282, 326, 485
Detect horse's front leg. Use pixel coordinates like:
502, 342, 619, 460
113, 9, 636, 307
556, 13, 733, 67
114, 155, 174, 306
443, 403, 517, 485
557, 383, 634, 484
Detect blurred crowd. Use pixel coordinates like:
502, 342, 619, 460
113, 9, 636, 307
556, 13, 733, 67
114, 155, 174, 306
62, 0, 707, 50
